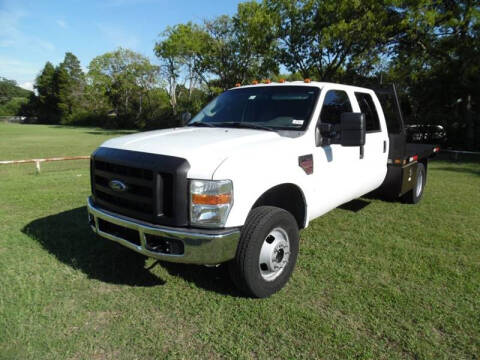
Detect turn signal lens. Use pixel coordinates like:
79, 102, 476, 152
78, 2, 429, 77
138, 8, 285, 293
192, 193, 232, 205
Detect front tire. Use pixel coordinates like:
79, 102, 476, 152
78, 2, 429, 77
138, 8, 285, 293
228, 206, 299, 298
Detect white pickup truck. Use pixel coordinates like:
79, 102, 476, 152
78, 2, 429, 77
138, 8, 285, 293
87, 82, 439, 297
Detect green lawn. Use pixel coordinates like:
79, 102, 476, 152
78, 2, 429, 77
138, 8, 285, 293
0, 123, 135, 160
0, 123, 479, 359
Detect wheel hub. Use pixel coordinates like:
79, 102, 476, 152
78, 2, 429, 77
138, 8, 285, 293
259, 228, 290, 281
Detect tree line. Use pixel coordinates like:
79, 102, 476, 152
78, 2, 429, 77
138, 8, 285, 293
14, 0, 480, 150
0, 77, 31, 117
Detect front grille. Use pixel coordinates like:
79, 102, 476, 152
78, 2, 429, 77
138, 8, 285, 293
90, 148, 190, 226
93, 159, 157, 222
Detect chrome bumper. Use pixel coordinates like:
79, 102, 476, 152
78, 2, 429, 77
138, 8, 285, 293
87, 197, 240, 265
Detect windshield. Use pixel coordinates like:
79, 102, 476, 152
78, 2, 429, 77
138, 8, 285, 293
188, 86, 320, 131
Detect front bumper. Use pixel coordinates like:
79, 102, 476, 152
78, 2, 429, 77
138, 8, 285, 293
87, 197, 240, 264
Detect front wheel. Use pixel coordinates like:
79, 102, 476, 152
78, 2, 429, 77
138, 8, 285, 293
228, 206, 299, 298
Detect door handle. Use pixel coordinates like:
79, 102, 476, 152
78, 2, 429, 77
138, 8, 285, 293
383, 140, 387, 153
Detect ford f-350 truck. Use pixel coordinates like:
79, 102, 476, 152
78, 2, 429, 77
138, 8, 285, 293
87, 82, 439, 298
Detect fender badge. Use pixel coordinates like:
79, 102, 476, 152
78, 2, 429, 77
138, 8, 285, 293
299, 154, 313, 175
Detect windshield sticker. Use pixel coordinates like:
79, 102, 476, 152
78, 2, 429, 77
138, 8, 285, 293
248, 95, 256, 100
292, 119, 304, 126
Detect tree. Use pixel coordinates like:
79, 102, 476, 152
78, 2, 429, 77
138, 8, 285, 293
34, 62, 59, 123
201, 3, 278, 90
88, 48, 160, 128
265, 0, 396, 81
389, 0, 480, 149
0, 77, 31, 105
154, 22, 210, 115
55, 52, 86, 121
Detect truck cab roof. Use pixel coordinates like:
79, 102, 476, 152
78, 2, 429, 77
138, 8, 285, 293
230, 81, 375, 95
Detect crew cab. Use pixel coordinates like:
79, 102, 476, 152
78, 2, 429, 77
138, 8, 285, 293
87, 81, 439, 298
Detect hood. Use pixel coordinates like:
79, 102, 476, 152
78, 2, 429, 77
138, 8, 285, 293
100, 127, 284, 178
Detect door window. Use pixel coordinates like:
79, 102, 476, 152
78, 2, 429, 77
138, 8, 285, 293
355, 92, 381, 132
320, 90, 353, 125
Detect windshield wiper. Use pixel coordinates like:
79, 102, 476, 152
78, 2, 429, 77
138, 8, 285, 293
218, 122, 277, 132
188, 122, 217, 128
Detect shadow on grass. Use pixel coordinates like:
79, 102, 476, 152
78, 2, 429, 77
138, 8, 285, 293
338, 199, 371, 212
155, 262, 246, 297
22, 206, 243, 296
22, 206, 164, 287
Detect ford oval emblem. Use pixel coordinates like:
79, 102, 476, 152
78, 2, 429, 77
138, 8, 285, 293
109, 179, 128, 192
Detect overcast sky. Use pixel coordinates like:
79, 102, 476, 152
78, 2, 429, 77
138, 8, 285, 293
0, 0, 241, 90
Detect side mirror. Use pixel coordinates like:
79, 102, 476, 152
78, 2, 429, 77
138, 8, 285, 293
340, 112, 365, 147
181, 112, 192, 125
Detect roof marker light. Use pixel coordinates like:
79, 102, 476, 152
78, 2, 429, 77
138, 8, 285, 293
252, 80, 258, 85
304, 78, 311, 83
235, 83, 241, 87
263, 79, 271, 84
279, 79, 286, 83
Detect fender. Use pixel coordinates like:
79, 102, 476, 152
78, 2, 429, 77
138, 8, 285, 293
212, 145, 312, 228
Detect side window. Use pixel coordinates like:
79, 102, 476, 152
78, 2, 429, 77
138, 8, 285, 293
355, 92, 381, 132
320, 90, 353, 125
377, 93, 403, 133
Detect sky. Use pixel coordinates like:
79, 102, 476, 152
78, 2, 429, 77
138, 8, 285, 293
0, 0, 242, 91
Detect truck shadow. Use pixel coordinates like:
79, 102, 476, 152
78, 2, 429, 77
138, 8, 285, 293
22, 207, 164, 287
154, 262, 246, 297
338, 199, 371, 212
22, 207, 243, 296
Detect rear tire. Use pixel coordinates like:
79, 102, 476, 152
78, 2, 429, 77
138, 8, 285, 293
228, 206, 299, 298
404, 162, 426, 204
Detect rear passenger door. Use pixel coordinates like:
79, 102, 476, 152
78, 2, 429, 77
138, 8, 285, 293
353, 91, 388, 191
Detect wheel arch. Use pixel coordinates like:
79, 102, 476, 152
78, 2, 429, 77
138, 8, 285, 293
251, 183, 307, 229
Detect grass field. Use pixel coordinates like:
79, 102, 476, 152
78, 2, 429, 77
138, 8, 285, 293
0, 123, 479, 359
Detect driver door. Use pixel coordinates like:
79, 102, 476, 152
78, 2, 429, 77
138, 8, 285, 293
309, 88, 364, 218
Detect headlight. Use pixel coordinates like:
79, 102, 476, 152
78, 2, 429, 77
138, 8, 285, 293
190, 179, 233, 227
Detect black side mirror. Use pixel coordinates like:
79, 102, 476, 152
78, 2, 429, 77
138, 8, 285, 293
181, 112, 192, 125
340, 112, 366, 147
